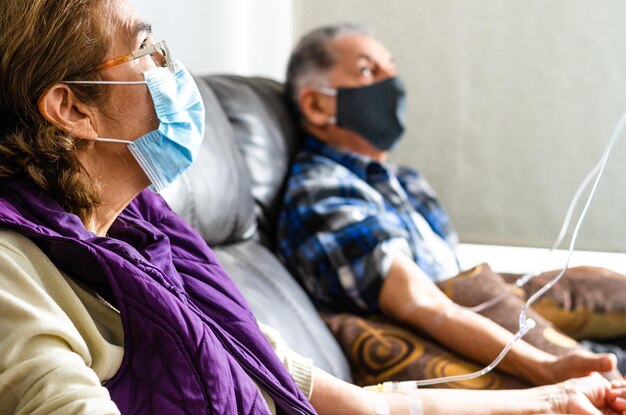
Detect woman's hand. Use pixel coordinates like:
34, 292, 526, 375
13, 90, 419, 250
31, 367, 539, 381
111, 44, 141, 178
556, 374, 626, 415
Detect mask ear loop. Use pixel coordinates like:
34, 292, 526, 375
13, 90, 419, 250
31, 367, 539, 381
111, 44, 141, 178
95, 138, 132, 144
63, 80, 147, 85
61, 80, 147, 144
365, 106, 626, 391
314, 85, 337, 96
313, 85, 338, 125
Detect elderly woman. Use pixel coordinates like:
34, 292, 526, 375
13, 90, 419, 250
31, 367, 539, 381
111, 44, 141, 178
0, 0, 626, 414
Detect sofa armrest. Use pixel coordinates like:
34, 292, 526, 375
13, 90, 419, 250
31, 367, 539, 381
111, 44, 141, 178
457, 243, 626, 274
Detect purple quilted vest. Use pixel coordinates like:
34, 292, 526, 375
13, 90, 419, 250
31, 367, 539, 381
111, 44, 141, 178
0, 178, 316, 415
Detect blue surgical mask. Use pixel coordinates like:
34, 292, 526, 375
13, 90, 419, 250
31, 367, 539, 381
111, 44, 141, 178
68, 60, 205, 193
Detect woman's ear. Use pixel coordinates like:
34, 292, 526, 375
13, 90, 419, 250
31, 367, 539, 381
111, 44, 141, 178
38, 84, 98, 141
298, 87, 336, 127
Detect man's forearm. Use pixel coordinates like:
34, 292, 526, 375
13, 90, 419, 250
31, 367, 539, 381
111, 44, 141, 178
409, 303, 552, 383
379, 254, 553, 384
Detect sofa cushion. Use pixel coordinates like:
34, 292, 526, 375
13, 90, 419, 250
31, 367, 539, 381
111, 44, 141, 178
501, 267, 626, 340
162, 77, 257, 246
204, 76, 301, 247
438, 264, 584, 355
215, 240, 352, 381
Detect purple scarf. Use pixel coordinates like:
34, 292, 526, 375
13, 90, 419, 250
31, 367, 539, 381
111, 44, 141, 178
0, 178, 316, 415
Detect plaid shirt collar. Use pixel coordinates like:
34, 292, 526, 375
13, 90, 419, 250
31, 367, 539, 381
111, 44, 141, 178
303, 135, 386, 181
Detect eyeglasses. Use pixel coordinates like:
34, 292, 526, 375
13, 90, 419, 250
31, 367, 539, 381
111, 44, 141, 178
96, 40, 174, 74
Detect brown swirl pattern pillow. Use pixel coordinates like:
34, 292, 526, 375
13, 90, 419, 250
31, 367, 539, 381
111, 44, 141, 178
324, 313, 529, 389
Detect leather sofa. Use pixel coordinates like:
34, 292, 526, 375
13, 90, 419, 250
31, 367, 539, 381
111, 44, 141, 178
162, 75, 352, 382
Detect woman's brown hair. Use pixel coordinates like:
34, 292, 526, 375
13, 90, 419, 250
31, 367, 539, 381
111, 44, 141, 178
0, 0, 111, 219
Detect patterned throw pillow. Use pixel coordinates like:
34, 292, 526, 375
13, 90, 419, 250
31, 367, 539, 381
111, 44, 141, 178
500, 266, 626, 340
325, 312, 529, 389
438, 264, 582, 355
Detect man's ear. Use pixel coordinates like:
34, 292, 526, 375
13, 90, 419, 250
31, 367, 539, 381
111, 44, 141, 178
38, 84, 98, 141
298, 87, 336, 127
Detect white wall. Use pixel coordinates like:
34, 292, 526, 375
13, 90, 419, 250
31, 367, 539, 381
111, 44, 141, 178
131, 0, 292, 79
294, 1, 626, 252
129, 0, 626, 252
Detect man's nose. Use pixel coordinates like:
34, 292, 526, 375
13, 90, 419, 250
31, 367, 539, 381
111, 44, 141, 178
377, 63, 397, 80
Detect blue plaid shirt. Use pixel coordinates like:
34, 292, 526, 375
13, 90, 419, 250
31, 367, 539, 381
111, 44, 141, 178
278, 136, 458, 314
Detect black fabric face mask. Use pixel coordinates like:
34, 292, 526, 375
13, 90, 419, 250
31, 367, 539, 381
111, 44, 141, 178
321, 77, 408, 151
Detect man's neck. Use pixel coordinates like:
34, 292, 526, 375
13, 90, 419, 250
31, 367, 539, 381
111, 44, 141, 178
305, 123, 388, 163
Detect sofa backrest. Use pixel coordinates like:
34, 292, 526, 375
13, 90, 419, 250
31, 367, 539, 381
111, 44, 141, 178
162, 77, 258, 246
165, 75, 301, 248
207, 76, 301, 248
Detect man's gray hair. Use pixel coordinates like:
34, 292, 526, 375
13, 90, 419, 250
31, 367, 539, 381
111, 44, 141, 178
285, 23, 373, 113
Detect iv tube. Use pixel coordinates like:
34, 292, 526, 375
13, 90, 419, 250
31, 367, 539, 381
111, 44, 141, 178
468, 162, 601, 313
366, 108, 626, 391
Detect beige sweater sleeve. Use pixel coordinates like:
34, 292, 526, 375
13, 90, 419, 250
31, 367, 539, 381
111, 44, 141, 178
258, 323, 315, 400
0, 230, 121, 415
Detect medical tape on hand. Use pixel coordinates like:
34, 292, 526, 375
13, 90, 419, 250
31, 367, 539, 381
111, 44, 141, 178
372, 394, 390, 415
405, 395, 423, 415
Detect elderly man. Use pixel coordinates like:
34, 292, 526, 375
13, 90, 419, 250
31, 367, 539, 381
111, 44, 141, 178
277, 23, 618, 387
